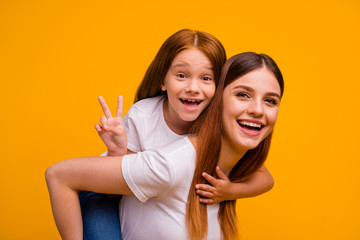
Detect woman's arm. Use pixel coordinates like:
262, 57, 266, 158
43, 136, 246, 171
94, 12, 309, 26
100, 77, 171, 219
195, 165, 274, 204
45, 156, 132, 240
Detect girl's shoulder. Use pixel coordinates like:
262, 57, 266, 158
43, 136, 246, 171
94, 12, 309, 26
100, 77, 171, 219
129, 96, 165, 115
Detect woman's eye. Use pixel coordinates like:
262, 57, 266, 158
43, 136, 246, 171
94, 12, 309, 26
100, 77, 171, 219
176, 73, 186, 78
236, 92, 249, 98
265, 98, 278, 105
202, 76, 212, 81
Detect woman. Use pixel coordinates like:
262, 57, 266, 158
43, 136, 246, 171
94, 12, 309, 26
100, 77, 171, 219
46, 51, 284, 240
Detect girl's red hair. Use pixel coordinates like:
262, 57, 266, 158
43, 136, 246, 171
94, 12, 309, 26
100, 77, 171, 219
134, 29, 226, 103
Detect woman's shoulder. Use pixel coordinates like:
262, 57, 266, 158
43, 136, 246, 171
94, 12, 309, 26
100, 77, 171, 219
157, 137, 196, 158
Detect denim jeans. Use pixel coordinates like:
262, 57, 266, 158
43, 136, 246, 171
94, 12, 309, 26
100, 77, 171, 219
79, 191, 122, 240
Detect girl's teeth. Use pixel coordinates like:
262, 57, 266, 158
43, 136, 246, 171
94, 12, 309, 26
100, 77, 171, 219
182, 99, 201, 104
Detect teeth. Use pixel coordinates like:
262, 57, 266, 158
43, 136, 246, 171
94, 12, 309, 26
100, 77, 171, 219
182, 99, 201, 104
239, 120, 262, 128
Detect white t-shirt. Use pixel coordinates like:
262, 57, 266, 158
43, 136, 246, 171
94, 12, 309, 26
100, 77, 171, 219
123, 96, 185, 152
120, 137, 221, 240
100, 96, 182, 156
119, 96, 221, 239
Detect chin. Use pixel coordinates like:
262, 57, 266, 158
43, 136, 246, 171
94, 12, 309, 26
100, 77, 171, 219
180, 114, 200, 122
239, 140, 262, 150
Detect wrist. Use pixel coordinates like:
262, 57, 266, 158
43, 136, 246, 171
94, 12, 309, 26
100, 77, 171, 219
230, 182, 245, 200
108, 149, 127, 156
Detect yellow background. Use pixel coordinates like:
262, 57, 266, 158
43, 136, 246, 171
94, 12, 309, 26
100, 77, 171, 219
1, 0, 359, 239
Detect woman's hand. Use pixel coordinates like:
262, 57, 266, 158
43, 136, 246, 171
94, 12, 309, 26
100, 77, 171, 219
195, 166, 235, 204
95, 96, 128, 156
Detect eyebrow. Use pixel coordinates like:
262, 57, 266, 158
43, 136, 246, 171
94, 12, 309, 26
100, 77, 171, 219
233, 85, 281, 99
172, 63, 190, 68
172, 62, 213, 71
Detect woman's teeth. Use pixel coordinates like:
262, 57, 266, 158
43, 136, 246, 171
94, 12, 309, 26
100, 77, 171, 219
237, 120, 263, 131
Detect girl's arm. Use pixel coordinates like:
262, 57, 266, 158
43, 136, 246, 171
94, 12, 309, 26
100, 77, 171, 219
45, 156, 132, 240
195, 165, 274, 204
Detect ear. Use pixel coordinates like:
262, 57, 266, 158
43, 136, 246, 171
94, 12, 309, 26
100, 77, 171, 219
161, 82, 167, 91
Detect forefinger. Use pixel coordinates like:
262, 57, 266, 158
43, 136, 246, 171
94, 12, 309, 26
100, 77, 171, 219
116, 95, 123, 117
202, 172, 218, 186
98, 96, 112, 119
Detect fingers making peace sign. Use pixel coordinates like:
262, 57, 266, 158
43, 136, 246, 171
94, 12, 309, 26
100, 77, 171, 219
95, 96, 128, 156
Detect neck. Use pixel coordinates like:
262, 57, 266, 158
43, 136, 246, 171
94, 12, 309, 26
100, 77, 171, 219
217, 136, 247, 175
163, 99, 193, 135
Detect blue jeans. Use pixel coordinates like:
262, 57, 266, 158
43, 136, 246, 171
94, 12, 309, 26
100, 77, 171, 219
79, 191, 122, 240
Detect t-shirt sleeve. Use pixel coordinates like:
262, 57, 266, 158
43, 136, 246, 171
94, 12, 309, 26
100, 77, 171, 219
121, 150, 175, 203
123, 106, 142, 152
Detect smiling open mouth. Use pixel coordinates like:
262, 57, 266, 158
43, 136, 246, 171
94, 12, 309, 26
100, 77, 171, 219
237, 120, 264, 132
180, 98, 202, 107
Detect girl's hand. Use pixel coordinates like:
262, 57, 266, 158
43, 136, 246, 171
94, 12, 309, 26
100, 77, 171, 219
195, 166, 234, 204
95, 96, 128, 156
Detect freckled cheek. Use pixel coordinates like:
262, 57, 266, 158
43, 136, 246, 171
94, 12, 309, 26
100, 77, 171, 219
203, 84, 215, 98
210, 87, 216, 98
222, 107, 234, 126
167, 84, 183, 96
231, 102, 247, 115
224, 106, 243, 122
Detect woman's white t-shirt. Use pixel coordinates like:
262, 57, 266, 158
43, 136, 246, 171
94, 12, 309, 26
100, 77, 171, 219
120, 96, 221, 240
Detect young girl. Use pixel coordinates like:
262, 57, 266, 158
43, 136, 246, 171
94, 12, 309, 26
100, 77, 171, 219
45, 52, 284, 240
83, 29, 273, 239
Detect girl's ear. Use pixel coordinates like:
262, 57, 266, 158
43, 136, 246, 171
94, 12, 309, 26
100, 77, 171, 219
161, 82, 167, 91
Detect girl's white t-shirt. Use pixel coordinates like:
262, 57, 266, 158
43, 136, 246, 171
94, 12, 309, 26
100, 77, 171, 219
100, 96, 182, 156
123, 96, 185, 152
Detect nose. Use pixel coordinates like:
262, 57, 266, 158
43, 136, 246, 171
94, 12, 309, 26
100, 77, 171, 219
247, 99, 264, 117
185, 79, 200, 94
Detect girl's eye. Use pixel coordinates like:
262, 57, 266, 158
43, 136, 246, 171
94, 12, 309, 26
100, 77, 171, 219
236, 92, 249, 98
202, 76, 212, 81
176, 73, 187, 78
265, 98, 278, 105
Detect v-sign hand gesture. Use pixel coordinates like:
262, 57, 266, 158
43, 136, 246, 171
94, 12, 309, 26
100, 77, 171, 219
95, 96, 128, 156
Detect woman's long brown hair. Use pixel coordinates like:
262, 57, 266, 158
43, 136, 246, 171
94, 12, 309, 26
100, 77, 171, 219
186, 52, 284, 240
134, 29, 226, 103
